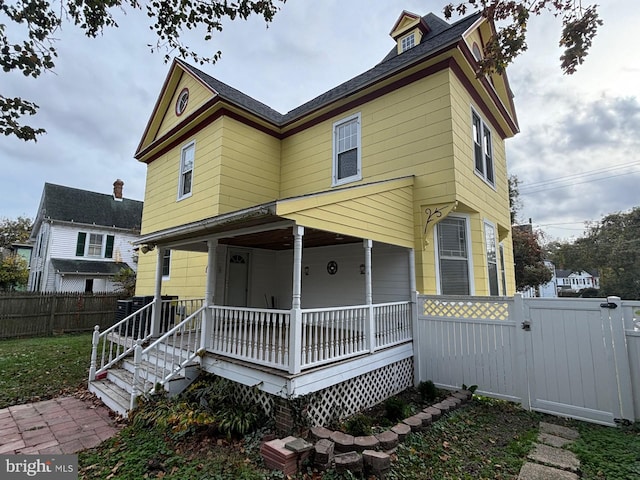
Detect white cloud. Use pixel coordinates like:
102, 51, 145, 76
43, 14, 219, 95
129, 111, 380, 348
1, 0, 638, 244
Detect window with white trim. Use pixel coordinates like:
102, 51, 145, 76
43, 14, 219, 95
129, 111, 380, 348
162, 249, 171, 278
499, 243, 507, 295
401, 33, 415, 52
332, 113, 362, 186
178, 142, 195, 199
472, 110, 494, 185
436, 217, 472, 295
75, 232, 114, 258
484, 221, 499, 295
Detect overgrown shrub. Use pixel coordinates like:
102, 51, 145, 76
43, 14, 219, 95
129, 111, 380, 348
343, 413, 373, 436
418, 380, 438, 403
384, 396, 410, 422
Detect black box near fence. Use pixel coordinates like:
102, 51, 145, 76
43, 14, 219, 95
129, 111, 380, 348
117, 295, 177, 337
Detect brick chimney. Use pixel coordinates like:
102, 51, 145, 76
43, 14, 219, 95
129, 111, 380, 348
113, 179, 124, 201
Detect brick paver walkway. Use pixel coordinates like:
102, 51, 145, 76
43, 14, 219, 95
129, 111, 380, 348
0, 396, 121, 455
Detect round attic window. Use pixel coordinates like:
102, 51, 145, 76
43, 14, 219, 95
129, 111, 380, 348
176, 88, 189, 116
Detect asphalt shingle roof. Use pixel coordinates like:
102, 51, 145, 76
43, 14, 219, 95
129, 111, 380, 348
40, 183, 143, 231
51, 259, 131, 275
180, 11, 481, 125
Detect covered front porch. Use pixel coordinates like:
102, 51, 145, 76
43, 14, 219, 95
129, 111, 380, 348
90, 188, 418, 421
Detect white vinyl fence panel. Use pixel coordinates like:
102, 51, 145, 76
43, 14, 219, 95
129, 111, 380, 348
416, 294, 638, 426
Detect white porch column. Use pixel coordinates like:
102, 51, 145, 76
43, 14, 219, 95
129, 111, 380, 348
289, 225, 304, 374
201, 240, 217, 353
364, 239, 373, 305
151, 246, 164, 337
364, 239, 375, 352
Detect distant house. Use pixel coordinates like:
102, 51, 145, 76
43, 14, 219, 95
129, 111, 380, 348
556, 269, 600, 294
28, 180, 143, 293
519, 260, 557, 298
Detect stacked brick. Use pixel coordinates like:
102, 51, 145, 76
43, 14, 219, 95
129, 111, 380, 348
260, 390, 473, 478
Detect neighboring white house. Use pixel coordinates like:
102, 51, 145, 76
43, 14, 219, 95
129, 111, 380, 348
28, 180, 143, 293
556, 269, 600, 293
520, 260, 558, 298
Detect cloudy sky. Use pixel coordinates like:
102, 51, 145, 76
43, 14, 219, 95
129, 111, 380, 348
1, 0, 638, 242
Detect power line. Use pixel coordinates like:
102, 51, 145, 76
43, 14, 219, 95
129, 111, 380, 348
519, 169, 640, 195
519, 160, 640, 190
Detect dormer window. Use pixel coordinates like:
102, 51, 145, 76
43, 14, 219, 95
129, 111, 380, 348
401, 32, 415, 52
472, 42, 482, 62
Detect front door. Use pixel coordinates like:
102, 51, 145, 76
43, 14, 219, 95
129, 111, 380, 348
225, 249, 250, 307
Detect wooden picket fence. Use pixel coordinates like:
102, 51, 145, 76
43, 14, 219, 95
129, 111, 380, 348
0, 292, 125, 339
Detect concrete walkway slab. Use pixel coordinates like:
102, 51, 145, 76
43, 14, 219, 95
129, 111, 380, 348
528, 443, 580, 472
518, 462, 579, 480
538, 432, 574, 448
539, 422, 579, 441
0, 396, 121, 455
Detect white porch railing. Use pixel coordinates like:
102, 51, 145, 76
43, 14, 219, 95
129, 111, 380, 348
89, 298, 203, 381
209, 306, 292, 370
131, 305, 205, 408
207, 301, 413, 373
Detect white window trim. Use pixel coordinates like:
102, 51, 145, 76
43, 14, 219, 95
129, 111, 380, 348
162, 249, 171, 280
433, 214, 475, 295
471, 108, 496, 188
178, 140, 195, 201
483, 220, 501, 296
86, 233, 105, 258
332, 113, 362, 187
400, 32, 415, 52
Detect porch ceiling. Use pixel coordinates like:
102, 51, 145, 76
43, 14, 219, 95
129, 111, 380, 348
221, 227, 361, 251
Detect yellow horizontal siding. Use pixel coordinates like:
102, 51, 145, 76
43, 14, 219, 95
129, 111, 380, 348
217, 118, 281, 212
156, 73, 213, 139
277, 181, 414, 249
141, 119, 224, 235
135, 250, 207, 298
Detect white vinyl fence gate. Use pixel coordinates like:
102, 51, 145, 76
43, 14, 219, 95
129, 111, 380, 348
416, 295, 640, 426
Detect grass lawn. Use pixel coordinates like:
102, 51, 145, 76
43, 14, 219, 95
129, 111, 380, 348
1, 334, 638, 479
0, 333, 93, 409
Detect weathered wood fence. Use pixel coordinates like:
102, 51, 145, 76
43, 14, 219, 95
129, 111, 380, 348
0, 292, 124, 338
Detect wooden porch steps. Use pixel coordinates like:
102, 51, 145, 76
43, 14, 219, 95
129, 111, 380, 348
88, 344, 201, 418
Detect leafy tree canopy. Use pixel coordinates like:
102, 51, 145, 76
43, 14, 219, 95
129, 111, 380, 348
512, 226, 552, 291
0, 254, 28, 291
547, 207, 640, 300
0, 216, 32, 249
3, 0, 602, 141
445, 1, 602, 76
1, 0, 284, 140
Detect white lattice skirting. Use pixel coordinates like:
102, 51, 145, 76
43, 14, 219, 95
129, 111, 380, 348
230, 358, 414, 427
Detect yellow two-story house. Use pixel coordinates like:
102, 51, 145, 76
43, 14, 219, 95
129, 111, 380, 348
90, 10, 519, 426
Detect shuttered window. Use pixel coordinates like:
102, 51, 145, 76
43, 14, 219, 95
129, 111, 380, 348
105, 235, 114, 258
76, 232, 87, 256
437, 217, 471, 295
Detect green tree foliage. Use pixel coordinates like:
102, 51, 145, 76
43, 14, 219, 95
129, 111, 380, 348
444, 1, 602, 75
512, 226, 552, 292
508, 174, 522, 225
113, 267, 136, 296
1, 0, 284, 140
0, 254, 28, 291
549, 208, 640, 300
0, 216, 32, 248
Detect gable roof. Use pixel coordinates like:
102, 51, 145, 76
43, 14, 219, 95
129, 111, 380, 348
51, 259, 132, 275
136, 10, 518, 161
33, 183, 144, 233
169, 11, 480, 127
